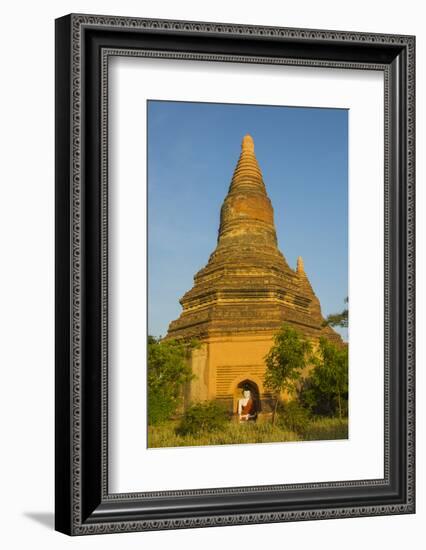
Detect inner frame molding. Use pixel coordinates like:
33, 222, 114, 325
55, 13, 415, 536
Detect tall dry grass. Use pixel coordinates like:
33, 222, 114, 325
148, 417, 348, 448
303, 417, 349, 441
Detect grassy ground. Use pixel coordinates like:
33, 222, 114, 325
303, 417, 349, 441
148, 417, 348, 448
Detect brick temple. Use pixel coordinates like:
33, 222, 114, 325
167, 134, 342, 413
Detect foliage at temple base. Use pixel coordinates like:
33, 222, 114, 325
263, 324, 312, 424
176, 401, 229, 437
299, 337, 349, 419
147, 336, 198, 425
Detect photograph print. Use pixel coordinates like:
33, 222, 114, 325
147, 100, 348, 449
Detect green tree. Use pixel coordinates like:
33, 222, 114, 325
302, 337, 348, 419
147, 337, 197, 425
324, 297, 348, 328
264, 324, 312, 424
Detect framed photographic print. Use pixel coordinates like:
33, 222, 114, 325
55, 14, 415, 535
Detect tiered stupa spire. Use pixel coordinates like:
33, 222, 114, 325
228, 134, 265, 193
215, 134, 280, 256
167, 135, 341, 345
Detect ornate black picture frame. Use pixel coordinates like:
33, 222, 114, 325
55, 14, 415, 535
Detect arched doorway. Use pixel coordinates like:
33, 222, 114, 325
233, 379, 261, 418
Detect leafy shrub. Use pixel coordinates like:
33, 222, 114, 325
176, 401, 229, 436
276, 400, 310, 435
148, 388, 178, 426
299, 338, 348, 418
299, 378, 336, 417
147, 337, 197, 425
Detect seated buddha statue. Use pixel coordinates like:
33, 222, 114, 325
237, 387, 257, 422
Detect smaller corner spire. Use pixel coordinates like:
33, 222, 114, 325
297, 256, 305, 275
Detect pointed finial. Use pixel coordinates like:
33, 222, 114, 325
297, 256, 305, 274
227, 133, 265, 195
242, 134, 255, 152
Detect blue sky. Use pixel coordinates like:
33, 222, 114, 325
147, 100, 348, 341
